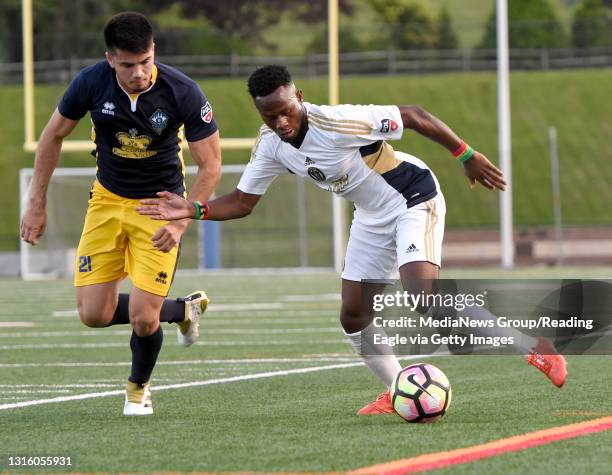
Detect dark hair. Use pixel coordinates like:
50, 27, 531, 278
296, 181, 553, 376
104, 12, 153, 53
248, 65, 293, 98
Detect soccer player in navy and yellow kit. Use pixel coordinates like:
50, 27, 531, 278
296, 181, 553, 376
19, 12, 221, 415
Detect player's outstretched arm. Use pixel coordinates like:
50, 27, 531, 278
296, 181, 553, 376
20, 109, 79, 245
136, 188, 261, 221
399, 105, 506, 191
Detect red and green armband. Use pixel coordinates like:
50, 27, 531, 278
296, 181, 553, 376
452, 141, 475, 164
193, 201, 210, 220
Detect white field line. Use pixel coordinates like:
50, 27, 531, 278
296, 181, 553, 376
0, 354, 434, 411
0, 384, 121, 388
0, 339, 347, 350
0, 362, 365, 410
29, 320, 338, 328
0, 328, 341, 338
0, 356, 360, 368
204, 310, 339, 316
67, 379, 185, 385
50, 308, 339, 318
280, 293, 340, 302
186, 293, 340, 303
2, 389, 73, 394
50, 303, 289, 318
50, 310, 79, 317
0, 322, 35, 328
0, 294, 320, 307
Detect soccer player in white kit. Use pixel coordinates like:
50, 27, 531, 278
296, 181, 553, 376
137, 65, 566, 414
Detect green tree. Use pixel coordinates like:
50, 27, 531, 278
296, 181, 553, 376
306, 27, 364, 54
1, 0, 354, 61
572, 0, 612, 47
435, 5, 459, 49
479, 0, 566, 49
367, 0, 436, 49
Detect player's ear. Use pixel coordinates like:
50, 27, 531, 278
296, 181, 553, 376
105, 51, 114, 68
296, 89, 304, 103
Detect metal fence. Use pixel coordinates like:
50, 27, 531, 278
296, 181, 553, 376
3, 47, 612, 83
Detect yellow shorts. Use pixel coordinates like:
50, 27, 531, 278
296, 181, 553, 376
74, 180, 179, 296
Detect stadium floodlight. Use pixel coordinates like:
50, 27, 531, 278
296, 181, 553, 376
497, 0, 514, 267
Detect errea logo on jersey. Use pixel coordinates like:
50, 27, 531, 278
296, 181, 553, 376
102, 102, 115, 116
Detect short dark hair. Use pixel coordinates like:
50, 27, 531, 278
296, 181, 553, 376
104, 12, 153, 53
248, 65, 293, 98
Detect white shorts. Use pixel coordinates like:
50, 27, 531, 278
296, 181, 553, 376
341, 193, 446, 281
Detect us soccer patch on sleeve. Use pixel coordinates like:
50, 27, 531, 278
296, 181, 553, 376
201, 102, 213, 123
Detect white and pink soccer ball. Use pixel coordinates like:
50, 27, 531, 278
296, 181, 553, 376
390, 363, 452, 423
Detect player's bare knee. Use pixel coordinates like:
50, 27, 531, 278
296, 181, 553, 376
340, 302, 361, 322
77, 303, 113, 328
130, 314, 159, 336
340, 302, 373, 333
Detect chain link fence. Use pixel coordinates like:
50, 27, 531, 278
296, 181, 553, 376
3, 47, 612, 84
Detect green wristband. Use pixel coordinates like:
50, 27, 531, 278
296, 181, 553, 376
458, 146, 474, 164
193, 201, 203, 220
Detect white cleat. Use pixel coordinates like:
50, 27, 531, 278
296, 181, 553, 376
177, 290, 209, 347
123, 381, 153, 416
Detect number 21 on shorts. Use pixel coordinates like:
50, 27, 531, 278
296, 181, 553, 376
79, 255, 92, 272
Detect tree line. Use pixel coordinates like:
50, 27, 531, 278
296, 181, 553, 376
2, 0, 612, 63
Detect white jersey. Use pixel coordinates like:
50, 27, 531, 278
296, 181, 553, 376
237, 102, 439, 228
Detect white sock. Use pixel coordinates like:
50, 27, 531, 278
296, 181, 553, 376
344, 322, 402, 388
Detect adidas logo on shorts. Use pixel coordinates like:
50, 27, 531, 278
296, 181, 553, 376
406, 244, 418, 253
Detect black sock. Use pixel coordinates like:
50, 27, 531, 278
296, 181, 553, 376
106, 294, 130, 326
106, 294, 185, 326
159, 299, 185, 323
128, 326, 163, 385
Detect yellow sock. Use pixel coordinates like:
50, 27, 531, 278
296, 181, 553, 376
126, 380, 149, 403
177, 306, 191, 334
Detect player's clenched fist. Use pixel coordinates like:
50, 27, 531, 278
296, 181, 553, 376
136, 191, 195, 221
20, 207, 47, 245
151, 220, 188, 252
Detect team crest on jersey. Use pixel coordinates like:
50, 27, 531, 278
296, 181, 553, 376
380, 119, 398, 133
112, 128, 157, 159
149, 109, 169, 135
201, 102, 213, 123
307, 167, 326, 182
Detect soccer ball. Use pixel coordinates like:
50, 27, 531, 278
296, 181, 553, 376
390, 363, 452, 423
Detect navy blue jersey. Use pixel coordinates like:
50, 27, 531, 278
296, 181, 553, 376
58, 61, 218, 198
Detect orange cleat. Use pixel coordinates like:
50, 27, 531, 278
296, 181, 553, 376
357, 390, 395, 415
527, 337, 568, 388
